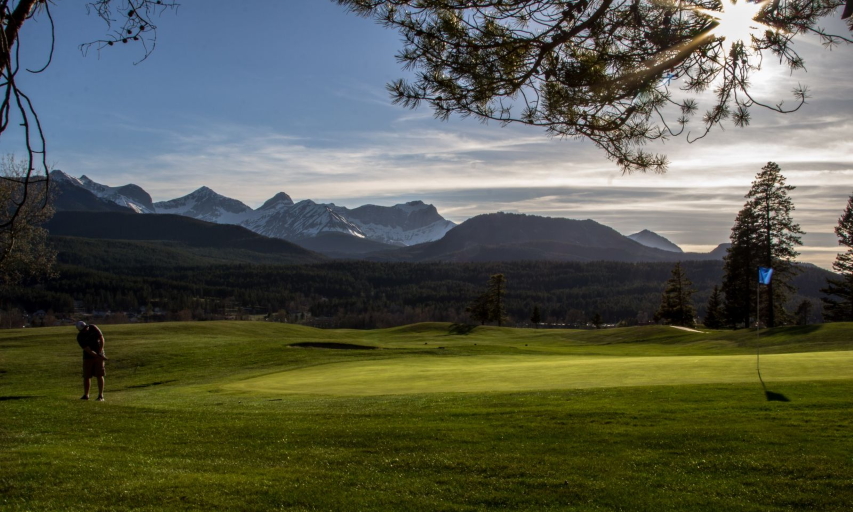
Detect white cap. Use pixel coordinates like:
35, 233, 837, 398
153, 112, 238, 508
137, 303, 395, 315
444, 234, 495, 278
75, 321, 87, 331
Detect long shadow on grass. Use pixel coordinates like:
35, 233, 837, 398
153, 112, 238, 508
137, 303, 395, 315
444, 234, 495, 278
0, 395, 38, 401
125, 380, 178, 389
447, 323, 476, 335
288, 342, 377, 350
758, 370, 791, 402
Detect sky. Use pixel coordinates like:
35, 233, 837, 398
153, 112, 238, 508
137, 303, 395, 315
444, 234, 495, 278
5, 0, 852, 268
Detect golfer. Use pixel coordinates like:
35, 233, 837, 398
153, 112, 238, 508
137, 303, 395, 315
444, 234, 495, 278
76, 321, 108, 401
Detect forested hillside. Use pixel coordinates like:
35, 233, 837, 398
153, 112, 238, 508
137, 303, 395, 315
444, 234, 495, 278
9, 247, 834, 328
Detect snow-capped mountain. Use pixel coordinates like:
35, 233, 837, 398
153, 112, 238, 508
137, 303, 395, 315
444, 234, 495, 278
153, 187, 255, 225
52, 173, 455, 247
51, 170, 154, 213
335, 201, 456, 246
243, 198, 366, 240
79, 175, 155, 213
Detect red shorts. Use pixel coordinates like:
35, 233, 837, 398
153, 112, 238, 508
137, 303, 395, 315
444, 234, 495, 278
83, 358, 105, 379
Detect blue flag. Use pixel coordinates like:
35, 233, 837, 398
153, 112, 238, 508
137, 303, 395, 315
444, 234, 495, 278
758, 267, 773, 285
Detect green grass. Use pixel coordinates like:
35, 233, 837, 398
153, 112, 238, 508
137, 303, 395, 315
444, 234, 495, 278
1, 322, 852, 511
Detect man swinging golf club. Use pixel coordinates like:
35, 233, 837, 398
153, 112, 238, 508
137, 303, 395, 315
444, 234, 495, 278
76, 321, 108, 401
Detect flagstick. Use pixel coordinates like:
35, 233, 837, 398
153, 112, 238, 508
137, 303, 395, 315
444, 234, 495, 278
756, 281, 760, 373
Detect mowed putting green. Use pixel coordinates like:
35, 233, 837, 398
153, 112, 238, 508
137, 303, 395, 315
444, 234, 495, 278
228, 350, 853, 395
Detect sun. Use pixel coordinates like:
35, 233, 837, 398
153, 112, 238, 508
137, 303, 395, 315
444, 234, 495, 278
695, 0, 774, 55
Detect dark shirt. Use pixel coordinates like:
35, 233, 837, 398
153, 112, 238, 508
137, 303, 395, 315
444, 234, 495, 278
77, 325, 103, 360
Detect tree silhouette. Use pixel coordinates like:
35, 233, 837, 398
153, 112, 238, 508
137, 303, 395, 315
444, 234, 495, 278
466, 273, 508, 326
821, 193, 853, 321
466, 292, 491, 325
745, 162, 804, 327
530, 304, 541, 328
794, 299, 812, 325
0, 155, 54, 285
703, 284, 724, 329
590, 312, 603, 329
338, 0, 851, 173
487, 273, 508, 326
0, 1, 178, 267
723, 162, 802, 328
654, 262, 696, 327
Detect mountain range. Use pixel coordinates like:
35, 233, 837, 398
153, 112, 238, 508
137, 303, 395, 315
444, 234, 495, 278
47, 171, 729, 263
50, 171, 456, 249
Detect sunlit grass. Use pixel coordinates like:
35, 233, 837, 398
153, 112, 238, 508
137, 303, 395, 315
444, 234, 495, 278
1, 322, 852, 510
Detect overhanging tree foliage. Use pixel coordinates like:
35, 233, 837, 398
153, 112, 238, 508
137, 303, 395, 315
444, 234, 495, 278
338, 0, 851, 173
0, 0, 178, 267
821, 193, 853, 321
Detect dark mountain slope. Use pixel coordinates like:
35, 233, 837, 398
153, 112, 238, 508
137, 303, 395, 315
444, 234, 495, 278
51, 180, 135, 213
293, 232, 399, 258
369, 213, 719, 263
628, 229, 683, 253
45, 211, 325, 264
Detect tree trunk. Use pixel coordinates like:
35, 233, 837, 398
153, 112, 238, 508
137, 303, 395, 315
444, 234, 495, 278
0, 0, 40, 76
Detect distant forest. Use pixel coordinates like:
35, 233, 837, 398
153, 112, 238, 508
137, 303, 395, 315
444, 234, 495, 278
6, 237, 832, 329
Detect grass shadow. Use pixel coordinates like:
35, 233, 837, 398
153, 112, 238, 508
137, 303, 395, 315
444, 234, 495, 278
126, 380, 178, 389
758, 370, 791, 402
288, 342, 377, 350
447, 323, 476, 336
0, 395, 38, 401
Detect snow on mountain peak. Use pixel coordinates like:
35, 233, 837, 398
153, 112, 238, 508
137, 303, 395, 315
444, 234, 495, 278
259, 192, 295, 210
53, 171, 155, 213
50, 170, 84, 186
53, 173, 454, 247
154, 186, 253, 223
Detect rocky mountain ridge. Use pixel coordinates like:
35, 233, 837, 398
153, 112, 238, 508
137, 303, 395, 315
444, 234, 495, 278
50, 171, 456, 246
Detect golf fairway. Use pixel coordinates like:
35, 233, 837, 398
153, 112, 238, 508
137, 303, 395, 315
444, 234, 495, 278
228, 350, 853, 395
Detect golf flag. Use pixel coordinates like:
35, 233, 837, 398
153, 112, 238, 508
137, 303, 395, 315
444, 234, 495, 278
758, 267, 773, 285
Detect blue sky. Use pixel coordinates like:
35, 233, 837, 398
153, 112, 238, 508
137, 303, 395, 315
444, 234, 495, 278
5, 1, 852, 268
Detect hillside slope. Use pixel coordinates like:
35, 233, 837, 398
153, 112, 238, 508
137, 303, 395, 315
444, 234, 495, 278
45, 211, 325, 265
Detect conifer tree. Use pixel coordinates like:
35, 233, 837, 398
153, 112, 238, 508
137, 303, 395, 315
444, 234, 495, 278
821, 193, 853, 321
487, 273, 508, 327
745, 162, 804, 327
703, 285, 724, 329
466, 293, 491, 325
654, 262, 696, 327
794, 299, 813, 326
530, 304, 541, 328
591, 312, 603, 330
722, 206, 761, 328
466, 273, 508, 326
722, 162, 803, 328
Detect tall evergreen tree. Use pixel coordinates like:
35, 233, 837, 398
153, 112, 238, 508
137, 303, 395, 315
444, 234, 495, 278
591, 313, 603, 330
722, 206, 761, 328
487, 274, 508, 327
703, 285, 724, 329
530, 305, 541, 329
723, 162, 803, 328
466, 273, 508, 326
654, 262, 696, 328
794, 300, 813, 326
821, 193, 853, 321
466, 293, 491, 325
